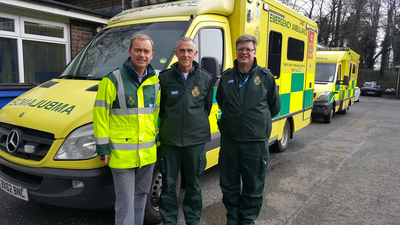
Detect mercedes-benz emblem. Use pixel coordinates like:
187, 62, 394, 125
6, 129, 21, 153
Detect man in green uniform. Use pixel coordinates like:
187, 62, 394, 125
93, 34, 160, 225
158, 37, 213, 225
216, 34, 281, 225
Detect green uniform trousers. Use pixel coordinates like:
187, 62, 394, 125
159, 143, 207, 225
219, 137, 269, 225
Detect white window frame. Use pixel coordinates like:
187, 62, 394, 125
0, 12, 70, 83
20, 16, 68, 43
0, 13, 20, 37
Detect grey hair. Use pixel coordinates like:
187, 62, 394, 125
236, 34, 257, 50
175, 37, 196, 50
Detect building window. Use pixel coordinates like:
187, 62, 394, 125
0, 37, 18, 82
24, 21, 64, 38
23, 40, 66, 83
0, 13, 69, 84
0, 17, 15, 32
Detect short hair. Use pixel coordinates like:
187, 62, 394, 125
236, 34, 257, 50
175, 37, 196, 50
129, 34, 154, 51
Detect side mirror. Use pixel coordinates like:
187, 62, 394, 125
343, 76, 349, 85
201, 56, 220, 85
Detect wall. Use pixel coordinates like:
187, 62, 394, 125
70, 20, 98, 58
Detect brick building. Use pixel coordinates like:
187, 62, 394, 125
0, 0, 130, 84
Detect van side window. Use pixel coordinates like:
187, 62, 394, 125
287, 37, 304, 61
267, 31, 282, 77
349, 63, 353, 76
194, 28, 224, 74
352, 64, 356, 73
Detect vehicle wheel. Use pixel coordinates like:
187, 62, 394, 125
324, 107, 333, 123
340, 104, 347, 114
144, 162, 181, 225
378, 93, 382, 97
271, 120, 290, 153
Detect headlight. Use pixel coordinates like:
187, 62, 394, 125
54, 123, 97, 160
316, 91, 331, 101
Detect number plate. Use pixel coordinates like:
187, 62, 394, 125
367, 92, 375, 95
0, 178, 29, 201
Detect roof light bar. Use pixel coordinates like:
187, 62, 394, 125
131, 0, 177, 8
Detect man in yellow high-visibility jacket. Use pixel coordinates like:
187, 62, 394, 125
93, 34, 160, 225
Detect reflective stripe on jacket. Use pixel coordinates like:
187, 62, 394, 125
93, 58, 160, 169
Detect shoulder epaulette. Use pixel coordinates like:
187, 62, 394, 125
262, 68, 271, 74
221, 67, 233, 75
159, 68, 172, 75
201, 68, 213, 77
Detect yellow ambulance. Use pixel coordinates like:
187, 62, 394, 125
312, 47, 360, 123
0, 0, 317, 223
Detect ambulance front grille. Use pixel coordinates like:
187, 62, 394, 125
0, 123, 54, 161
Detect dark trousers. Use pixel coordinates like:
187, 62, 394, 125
219, 137, 269, 225
159, 143, 207, 225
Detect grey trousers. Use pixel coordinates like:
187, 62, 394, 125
111, 163, 155, 225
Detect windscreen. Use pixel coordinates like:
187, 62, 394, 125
363, 82, 374, 87
315, 63, 336, 82
59, 21, 189, 79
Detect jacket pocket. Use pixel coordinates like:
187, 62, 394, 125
109, 124, 135, 138
261, 141, 270, 177
158, 150, 166, 174
197, 152, 207, 175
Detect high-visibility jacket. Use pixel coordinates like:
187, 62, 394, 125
93, 57, 161, 169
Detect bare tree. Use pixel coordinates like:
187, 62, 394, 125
380, 0, 396, 77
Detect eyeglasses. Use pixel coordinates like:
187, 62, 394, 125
236, 48, 254, 53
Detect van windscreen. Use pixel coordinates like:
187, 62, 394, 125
59, 21, 189, 79
315, 63, 336, 82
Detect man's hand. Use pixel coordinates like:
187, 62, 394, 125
97, 154, 111, 166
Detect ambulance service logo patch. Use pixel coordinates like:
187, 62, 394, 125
192, 87, 200, 97
127, 95, 135, 105
254, 76, 261, 85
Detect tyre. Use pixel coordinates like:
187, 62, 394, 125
340, 104, 347, 114
324, 107, 333, 123
342, 107, 347, 114
271, 120, 290, 153
144, 162, 181, 225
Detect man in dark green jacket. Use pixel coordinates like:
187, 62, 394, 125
216, 34, 281, 225
158, 37, 213, 225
